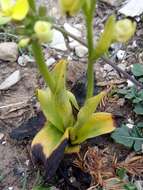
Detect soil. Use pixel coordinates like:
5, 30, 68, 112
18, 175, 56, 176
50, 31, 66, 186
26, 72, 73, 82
0, 0, 143, 190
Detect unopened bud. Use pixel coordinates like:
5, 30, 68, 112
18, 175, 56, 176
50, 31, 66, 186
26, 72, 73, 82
59, 0, 85, 16
18, 38, 30, 48
34, 21, 53, 43
114, 19, 136, 43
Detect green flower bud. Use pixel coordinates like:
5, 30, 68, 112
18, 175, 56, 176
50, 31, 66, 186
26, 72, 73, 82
113, 19, 136, 43
18, 38, 30, 48
34, 21, 53, 43
59, 0, 85, 16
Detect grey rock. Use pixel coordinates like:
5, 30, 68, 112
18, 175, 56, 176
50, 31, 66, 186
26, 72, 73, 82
104, 64, 113, 72
119, 0, 143, 17
50, 29, 67, 51
101, 0, 123, 6
46, 57, 56, 67
0, 42, 18, 62
116, 50, 126, 60
118, 63, 126, 71
75, 45, 88, 58
0, 70, 21, 90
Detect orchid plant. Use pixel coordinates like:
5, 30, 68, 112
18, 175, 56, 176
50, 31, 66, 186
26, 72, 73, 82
0, 0, 136, 180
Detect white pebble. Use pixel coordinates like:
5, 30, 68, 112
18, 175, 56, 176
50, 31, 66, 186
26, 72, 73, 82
0, 133, 4, 140
75, 45, 88, 58
8, 187, 13, 190
46, 57, 56, 67
127, 79, 134, 87
116, 50, 126, 60
0, 70, 21, 90
126, 123, 134, 129
2, 141, 6, 145
50, 30, 67, 51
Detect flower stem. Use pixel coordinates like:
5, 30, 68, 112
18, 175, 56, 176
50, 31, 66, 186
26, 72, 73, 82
32, 40, 55, 92
86, 17, 94, 99
28, 0, 36, 12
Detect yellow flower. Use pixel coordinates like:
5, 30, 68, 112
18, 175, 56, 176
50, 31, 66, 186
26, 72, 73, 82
0, 0, 29, 21
59, 0, 85, 16
113, 19, 136, 43
34, 21, 53, 43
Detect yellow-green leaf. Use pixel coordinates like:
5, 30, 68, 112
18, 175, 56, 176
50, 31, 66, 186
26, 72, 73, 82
71, 112, 116, 144
52, 60, 67, 94
93, 15, 116, 60
67, 90, 79, 110
37, 88, 64, 132
65, 144, 80, 154
31, 123, 69, 179
76, 91, 106, 127
55, 90, 74, 128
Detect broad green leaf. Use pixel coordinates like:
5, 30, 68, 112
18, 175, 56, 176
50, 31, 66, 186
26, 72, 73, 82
72, 112, 115, 144
112, 125, 143, 151
31, 123, 69, 179
76, 91, 106, 127
0, 16, 11, 25
67, 90, 79, 110
37, 88, 64, 132
134, 104, 143, 115
112, 125, 134, 148
52, 60, 67, 94
93, 15, 116, 59
131, 64, 143, 77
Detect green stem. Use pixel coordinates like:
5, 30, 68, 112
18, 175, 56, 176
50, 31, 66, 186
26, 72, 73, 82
86, 17, 94, 99
32, 40, 55, 92
28, 0, 36, 12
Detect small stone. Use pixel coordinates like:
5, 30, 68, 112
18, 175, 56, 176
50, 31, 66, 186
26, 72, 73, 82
75, 45, 88, 58
0, 70, 21, 90
2, 141, 6, 145
118, 63, 126, 71
64, 23, 82, 42
0, 42, 18, 62
135, 16, 141, 22
50, 29, 67, 51
0, 133, 4, 140
127, 118, 134, 124
116, 50, 126, 60
117, 98, 125, 106
49, 187, 59, 190
25, 160, 30, 166
132, 40, 137, 48
8, 187, 13, 190
101, 0, 122, 6
46, 57, 56, 67
104, 64, 113, 72
69, 176, 76, 183
73, 24, 83, 30
69, 40, 80, 50
18, 55, 34, 66
127, 79, 134, 87
119, 0, 143, 17
126, 123, 134, 129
